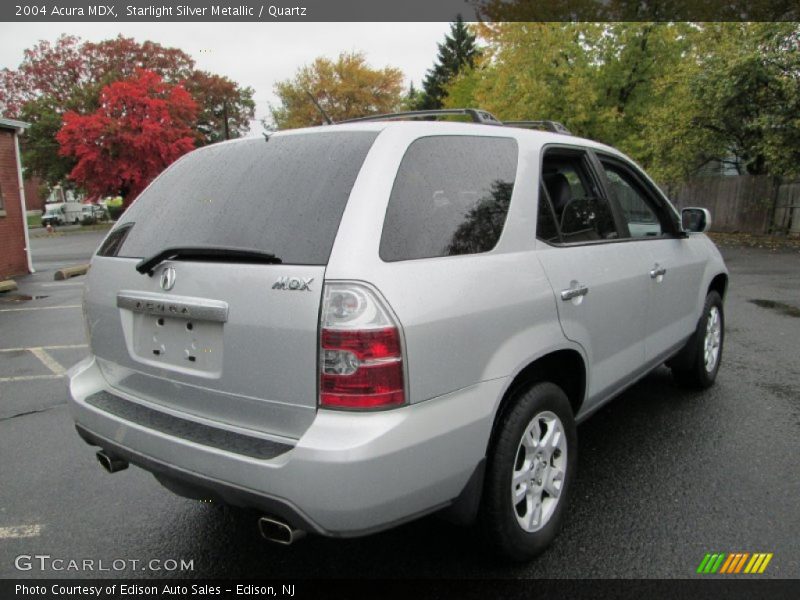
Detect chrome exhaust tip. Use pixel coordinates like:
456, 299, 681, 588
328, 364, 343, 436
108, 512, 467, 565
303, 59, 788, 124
258, 516, 305, 545
96, 450, 128, 473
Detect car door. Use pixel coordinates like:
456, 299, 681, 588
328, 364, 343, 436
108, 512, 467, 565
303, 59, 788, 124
535, 146, 653, 410
596, 154, 705, 364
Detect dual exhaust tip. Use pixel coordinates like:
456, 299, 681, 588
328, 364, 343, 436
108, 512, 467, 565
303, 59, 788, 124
96, 450, 304, 545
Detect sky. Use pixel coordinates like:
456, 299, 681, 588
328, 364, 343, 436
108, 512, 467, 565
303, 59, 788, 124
0, 22, 452, 134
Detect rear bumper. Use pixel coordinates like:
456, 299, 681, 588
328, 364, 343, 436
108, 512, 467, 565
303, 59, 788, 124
67, 356, 504, 536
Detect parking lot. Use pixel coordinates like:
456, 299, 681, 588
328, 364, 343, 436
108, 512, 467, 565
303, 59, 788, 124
1, 231, 798, 579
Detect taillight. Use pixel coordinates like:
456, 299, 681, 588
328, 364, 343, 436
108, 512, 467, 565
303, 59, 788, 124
319, 283, 406, 410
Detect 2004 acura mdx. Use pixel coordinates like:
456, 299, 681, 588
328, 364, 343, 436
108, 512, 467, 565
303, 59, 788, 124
68, 109, 727, 561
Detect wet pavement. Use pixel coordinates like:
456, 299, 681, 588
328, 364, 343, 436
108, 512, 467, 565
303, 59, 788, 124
1, 234, 798, 579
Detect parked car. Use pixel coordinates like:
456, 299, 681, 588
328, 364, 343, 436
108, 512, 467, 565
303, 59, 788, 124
81, 204, 107, 225
68, 109, 727, 561
41, 201, 83, 226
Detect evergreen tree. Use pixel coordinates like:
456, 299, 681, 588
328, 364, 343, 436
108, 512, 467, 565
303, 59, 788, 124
417, 16, 480, 110
403, 81, 424, 110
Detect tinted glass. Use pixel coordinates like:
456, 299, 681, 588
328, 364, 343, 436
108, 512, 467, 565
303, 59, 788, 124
115, 131, 378, 265
380, 136, 518, 261
602, 162, 663, 238
536, 184, 560, 243
542, 154, 619, 242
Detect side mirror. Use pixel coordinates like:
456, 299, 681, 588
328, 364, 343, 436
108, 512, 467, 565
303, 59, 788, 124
681, 207, 712, 233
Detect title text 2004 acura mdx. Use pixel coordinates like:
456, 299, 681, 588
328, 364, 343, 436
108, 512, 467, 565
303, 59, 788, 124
68, 109, 727, 560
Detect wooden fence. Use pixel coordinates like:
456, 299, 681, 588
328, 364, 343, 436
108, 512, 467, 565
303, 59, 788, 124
663, 176, 800, 235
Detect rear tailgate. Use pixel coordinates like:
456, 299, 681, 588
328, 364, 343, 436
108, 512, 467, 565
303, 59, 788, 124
84, 130, 378, 440
86, 259, 323, 439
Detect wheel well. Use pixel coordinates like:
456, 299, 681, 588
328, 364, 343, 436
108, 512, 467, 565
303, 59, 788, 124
709, 273, 728, 299
488, 350, 585, 450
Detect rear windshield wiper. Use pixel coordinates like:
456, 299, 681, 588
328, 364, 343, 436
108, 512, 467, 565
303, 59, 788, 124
136, 246, 282, 276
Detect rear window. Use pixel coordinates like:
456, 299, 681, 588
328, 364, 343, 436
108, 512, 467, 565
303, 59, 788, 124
114, 131, 378, 265
379, 136, 518, 262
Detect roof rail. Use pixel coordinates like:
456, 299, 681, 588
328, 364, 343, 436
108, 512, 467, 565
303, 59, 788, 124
504, 120, 572, 135
340, 108, 502, 126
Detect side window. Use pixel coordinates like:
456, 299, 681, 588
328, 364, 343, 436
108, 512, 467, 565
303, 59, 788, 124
536, 184, 560, 243
601, 160, 665, 238
380, 136, 518, 262
541, 152, 619, 243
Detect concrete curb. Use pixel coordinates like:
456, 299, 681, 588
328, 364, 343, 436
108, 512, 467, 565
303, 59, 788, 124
0, 279, 18, 292
54, 264, 90, 281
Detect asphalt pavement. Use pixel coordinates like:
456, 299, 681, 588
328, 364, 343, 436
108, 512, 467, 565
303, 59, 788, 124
1, 232, 798, 579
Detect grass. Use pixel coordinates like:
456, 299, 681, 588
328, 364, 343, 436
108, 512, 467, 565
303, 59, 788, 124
29, 221, 114, 237
26, 214, 42, 228
708, 232, 800, 253
76, 222, 114, 233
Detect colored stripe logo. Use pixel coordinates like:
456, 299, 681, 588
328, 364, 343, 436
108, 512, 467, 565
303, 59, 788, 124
697, 552, 773, 574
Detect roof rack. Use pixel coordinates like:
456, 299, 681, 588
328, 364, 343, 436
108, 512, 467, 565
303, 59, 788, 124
504, 120, 572, 135
337, 109, 573, 135
340, 108, 503, 126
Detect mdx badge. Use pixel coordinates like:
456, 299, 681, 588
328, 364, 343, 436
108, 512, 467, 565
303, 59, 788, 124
272, 276, 313, 291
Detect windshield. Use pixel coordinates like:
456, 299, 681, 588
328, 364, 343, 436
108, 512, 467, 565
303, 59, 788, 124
114, 131, 378, 265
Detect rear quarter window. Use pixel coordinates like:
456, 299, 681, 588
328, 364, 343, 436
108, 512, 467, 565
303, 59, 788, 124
379, 136, 518, 262
113, 131, 378, 265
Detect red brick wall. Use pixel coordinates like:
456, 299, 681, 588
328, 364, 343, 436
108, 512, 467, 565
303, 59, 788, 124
24, 174, 44, 212
0, 128, 30, 279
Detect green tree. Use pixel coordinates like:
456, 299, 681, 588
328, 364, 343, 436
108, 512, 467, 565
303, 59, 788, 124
688, 23, 800, 176
442, 22, 800, 183
270, 52, 404, 129
18, 97, 77, 186
417, 16, 481, 110
402, 81, 424, 111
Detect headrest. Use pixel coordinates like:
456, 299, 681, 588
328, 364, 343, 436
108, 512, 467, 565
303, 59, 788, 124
543, 172, 572, 213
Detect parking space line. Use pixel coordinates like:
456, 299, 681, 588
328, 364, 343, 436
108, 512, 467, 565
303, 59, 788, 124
0, 524, 42, 539
0, 305, 81, 313
0, 344, 88, 352
37, 282, 85, 288
0, 374, 64, 382
29, 347, 66, 375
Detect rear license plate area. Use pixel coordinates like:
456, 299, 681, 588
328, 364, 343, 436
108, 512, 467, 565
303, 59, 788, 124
131, 313, 223, 375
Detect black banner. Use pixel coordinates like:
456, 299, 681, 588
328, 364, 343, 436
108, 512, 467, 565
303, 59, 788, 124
2, 0, 799, 22
2, 579, 800, 600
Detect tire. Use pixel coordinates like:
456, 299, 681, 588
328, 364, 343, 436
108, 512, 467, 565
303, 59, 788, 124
480, 382, 577, 562
669, 291, 724, 389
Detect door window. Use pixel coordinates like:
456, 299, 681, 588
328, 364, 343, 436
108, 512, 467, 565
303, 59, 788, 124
538, 151, 620, 243
600, 159, 672, 238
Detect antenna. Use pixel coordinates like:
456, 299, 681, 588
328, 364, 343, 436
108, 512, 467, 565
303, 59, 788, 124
304, 90, 333, 125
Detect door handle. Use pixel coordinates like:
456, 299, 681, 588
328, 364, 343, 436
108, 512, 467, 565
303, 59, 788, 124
649, 265, 667, 279
561, 284, 589, 301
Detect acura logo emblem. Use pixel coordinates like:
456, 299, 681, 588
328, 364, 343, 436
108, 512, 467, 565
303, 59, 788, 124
160, 267, 176, 291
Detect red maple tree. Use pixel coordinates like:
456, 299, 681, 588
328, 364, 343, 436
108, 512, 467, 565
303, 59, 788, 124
56, 69, 197, 205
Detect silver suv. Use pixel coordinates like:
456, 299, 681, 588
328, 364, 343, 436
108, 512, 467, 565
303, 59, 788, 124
68, 109, 727, 561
